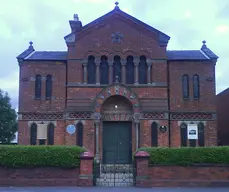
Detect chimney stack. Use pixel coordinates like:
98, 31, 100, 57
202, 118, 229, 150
69, 14, 82, 33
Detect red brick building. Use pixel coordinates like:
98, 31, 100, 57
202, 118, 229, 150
217, 88, 229, 146
17, 4, 218, 164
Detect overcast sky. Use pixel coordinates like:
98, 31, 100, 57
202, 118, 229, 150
0, 0, 229, 110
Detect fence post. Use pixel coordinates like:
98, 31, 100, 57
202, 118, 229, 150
135, 151, 150, 187
79, 151, 94, 186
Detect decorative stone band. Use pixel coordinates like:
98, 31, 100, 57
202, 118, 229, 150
171, 112, 216, 120
143, 112, 167, 119
20, 113, 64, 120
19, 112, 92, 120
67, 112, 91, 119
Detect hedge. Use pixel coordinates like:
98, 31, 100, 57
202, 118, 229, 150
0, 145, 85, 168
137, 146, 229, 166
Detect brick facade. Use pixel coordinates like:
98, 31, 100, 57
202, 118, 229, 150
217, 88, 229, 145
17, 5, 218, 162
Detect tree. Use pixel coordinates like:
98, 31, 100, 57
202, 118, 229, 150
0, 89, 17, 144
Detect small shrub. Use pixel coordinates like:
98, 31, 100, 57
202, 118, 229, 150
0, 145, 85, 168
137, 146, 229, 166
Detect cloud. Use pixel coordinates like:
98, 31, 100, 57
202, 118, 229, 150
216, 25, 229, 34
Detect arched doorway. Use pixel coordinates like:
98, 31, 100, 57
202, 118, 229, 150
101, 95, 133, 164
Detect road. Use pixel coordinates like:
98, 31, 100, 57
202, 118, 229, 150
0, 187, 229, 192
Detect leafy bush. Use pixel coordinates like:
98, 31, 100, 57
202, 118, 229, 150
137, 146, 229, 166
0, 145, 85, 168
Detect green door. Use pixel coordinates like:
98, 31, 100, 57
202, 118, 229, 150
103, 121, 132, 164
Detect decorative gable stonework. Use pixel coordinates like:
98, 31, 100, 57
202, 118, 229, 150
17, 3, 218, 153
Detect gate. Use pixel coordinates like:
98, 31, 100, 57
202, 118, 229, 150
93, 163, 136, 187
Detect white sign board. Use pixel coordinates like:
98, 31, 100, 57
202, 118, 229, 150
187, 124, 198, 140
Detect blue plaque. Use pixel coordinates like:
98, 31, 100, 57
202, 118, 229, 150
66, 124, 76, 135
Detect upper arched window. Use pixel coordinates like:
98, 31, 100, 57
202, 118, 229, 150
87, 55, 96, 84
113, 55, 121, 82
126, 56, 134, 84
182, 74, 189, 99
35, 75, 42, 99
45, 75, 52, 99
193, 74, 200, 99
100, 55, 109, 84
139, 56, 147, 84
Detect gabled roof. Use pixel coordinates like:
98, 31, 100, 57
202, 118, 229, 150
16, 41, 34, 60
64, 5, 170, 46
167, 50, 210, 61
22, 50, 211, 61
25, 51, 67, 61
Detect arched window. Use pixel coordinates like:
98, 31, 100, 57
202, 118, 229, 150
76, 122, 83, 147
100, 56, 109, 84
87, 55, 96, 84
180, 122, 187, 147
35, 75, 42, 99
139, 56, 147, 84
113, 56, 121, 82
182, 75, 189, 99
47, 123, 55, 145
193, 74, 200, 99
126, 56, 134, 84
30, 123, 37, 145
198, 122, 205, 146
151, 122, 158, 147
45, 75, 52, 100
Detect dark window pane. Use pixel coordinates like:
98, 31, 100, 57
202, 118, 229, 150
151, 122, 158, 147
100, 56, 109, 84
193, 74, 200, 99
198, 122, 205, 146
180, 123, 187, 147
139, 56, 147, 84
39, 139, 45, 145
113, 56, 121, 82
30, 123, 37, 145
189, 139, 196, 147
87, 56, 96, 84
182, 75, 189, 99
45, 75, 52, 99
126, 56, 134, 84
47, 123, 55, 145
35, 75, 42, 99
77, 122, 83, 147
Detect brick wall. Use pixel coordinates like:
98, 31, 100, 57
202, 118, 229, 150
217, 88, 229, 145
0, 152, 94, 187
169, 60, 216, 112
148, 165, 229, 187
0, 167, 80, 186
19, 61, 66, 113
135, 152, 229, 188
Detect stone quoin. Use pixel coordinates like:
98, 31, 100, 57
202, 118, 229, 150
17, 2, 218, 165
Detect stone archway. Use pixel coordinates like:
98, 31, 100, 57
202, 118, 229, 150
93, 84, 141, 163
101, 95, 133, 121
94, 83, 140, 114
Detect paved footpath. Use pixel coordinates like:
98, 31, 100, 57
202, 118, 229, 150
0, 187, 229, 192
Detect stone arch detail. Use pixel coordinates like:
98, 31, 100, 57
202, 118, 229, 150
94, 83, 140, 113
